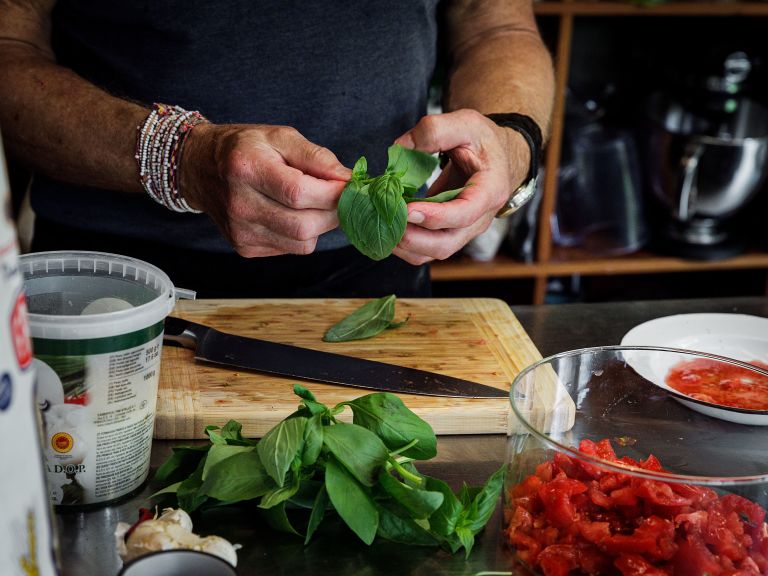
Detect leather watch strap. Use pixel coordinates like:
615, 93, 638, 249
486, 112, 542, 183
486, 113, 543, 217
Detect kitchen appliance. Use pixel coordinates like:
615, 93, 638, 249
644, 51, 768, 259
555, 123, 647, 255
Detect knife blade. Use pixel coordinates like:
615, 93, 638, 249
163, 316, 507, 399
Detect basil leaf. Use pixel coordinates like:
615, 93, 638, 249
259, 502, 302, 536
150, 480, 182, 499
344, 393, 437, 460
177, 459, 208, 513
204, 425, 228, 445
293, 384, 316, 402
338, 180, 407, 261
302, 413, 324, 467
325, 455, 379, 545
458, 465, 506, 534
304, 485, 329, 545
259, 466, 301, 509
257, 416, 307, 486
376, 506, 439, 547
386, 317, 409, 330
386, 144, 439, 189
323, 295, 397, 342
154, 444, 210, 485
405, 187, 465, 204
422, 476, 463, 538
369, 174, 405, 224
287, 479, 323, 509
202, 444, 254, 481
200, 450, 274, 502
455, 526, 476, 559
378, 470, 444, 519
402, 185, 420, 200
459, 483, 481, 507
322, 422, 390, 487
220, 420, 253, 444
352, 156, 368, 180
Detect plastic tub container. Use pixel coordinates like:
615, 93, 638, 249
20, 251, 176, 507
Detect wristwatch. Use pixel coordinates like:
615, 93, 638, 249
486, 113, 542, 218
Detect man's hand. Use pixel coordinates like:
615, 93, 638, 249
180, 123, 352, 257
391, 108, 530, 265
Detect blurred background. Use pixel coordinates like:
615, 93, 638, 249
432, 6, 768, 304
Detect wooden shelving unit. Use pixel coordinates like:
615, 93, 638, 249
430, 0, 768, 304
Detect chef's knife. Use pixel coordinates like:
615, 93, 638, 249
163, 316, 507, 398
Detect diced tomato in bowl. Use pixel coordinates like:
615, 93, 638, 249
504, 439, 768, 576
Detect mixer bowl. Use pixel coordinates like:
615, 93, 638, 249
645, 94, 768, 242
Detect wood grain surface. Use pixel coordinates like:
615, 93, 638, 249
154, 298, 560, 439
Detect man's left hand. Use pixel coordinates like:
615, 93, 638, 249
392, 108, 531, 265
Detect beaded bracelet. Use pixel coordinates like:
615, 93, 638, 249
134, 103, 209, 213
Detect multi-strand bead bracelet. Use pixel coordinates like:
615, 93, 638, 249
135, 103, 209, 213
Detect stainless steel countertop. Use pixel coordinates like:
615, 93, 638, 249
56, 296, 768, 576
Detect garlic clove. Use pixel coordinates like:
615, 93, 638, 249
199, 535, 239, 567
157, 507, 193, 531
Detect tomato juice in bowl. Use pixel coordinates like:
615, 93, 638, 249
665, 357, 768, 411
505, 346, 768, 576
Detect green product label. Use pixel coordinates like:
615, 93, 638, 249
32, 321, 164, 355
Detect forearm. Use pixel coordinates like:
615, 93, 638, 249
442, 0, 555, 142
0, 44, 147, 193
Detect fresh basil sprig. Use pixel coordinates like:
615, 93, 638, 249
322, 294, 407, 342
339, 144, 467, 261
152, 385, 505, 558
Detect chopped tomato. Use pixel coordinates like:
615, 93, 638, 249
674, 535, 723, 576
538, 544, 579, 576
538, 477, 587, 528
615, 553, 671, 575
504, 438, 768, 575
633, 479, 693, 508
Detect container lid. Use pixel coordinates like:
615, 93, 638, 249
118, 550, 238, 576
20, 251, 175, 340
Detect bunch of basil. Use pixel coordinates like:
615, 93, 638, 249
339, 145, 465, 260
152, 385, 504, 557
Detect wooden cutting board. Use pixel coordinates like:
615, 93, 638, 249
154, 298, 568, 439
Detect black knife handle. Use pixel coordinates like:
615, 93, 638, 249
163, 316, 200, 350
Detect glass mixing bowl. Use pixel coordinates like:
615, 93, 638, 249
504, 346, 768, 576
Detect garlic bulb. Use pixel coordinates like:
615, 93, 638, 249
115, 507, 238, 567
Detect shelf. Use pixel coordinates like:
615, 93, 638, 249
437, 2, 768, 303
430, 250, 768, 281
533, 0, 768, 16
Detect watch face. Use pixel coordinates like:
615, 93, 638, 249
496, 176, 538, 218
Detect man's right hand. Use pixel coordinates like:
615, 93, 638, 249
179, 123, 351, 257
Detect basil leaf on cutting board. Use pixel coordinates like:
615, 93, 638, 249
323, 294, 407, 342
152, 387, 505, 557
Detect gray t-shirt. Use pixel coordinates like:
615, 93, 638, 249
33, 0, 440, 252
